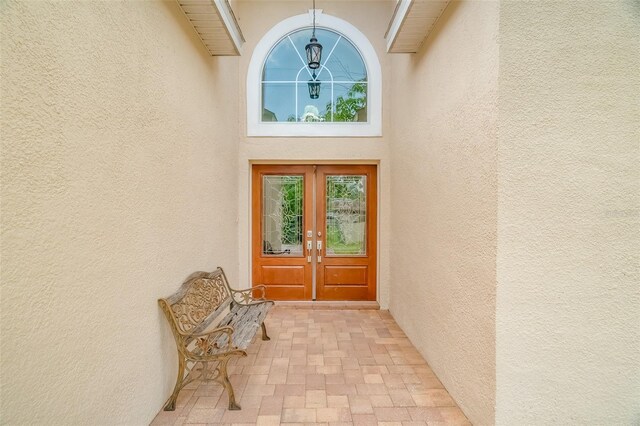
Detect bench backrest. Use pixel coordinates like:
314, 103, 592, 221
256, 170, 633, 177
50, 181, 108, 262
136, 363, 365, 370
159, 268, 232, 336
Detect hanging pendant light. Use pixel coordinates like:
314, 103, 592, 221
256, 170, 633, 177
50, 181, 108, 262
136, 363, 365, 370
305, 0, 322, 69
308, 72, 320, 99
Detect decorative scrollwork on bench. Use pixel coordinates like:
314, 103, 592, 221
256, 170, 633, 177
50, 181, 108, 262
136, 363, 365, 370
230, 284, 267, 305
171, 276, 230, 333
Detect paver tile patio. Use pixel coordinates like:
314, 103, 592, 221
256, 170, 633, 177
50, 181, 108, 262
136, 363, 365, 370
151, 307, 470, 425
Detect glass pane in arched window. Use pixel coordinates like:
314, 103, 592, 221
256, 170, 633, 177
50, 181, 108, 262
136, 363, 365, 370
262, 28, 368, 123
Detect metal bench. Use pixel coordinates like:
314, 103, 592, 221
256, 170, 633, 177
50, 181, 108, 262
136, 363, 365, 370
158, 267, 274, 411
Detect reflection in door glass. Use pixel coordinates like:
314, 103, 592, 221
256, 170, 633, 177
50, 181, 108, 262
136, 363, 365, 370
326, 175, 366, 256
262, 176, 303, 256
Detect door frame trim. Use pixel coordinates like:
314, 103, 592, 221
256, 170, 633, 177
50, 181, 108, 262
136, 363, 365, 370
248, 160, 380, 302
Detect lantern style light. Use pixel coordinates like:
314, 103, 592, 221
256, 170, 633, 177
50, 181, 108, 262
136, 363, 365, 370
305, 0, 322, 69
308, 72, 320, 99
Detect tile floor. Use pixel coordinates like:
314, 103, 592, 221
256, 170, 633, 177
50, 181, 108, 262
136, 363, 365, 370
151, 307, 471, 426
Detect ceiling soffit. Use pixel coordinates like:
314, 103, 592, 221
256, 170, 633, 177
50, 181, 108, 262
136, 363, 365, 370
385, 0, 450, 53
176, 0, 244, 56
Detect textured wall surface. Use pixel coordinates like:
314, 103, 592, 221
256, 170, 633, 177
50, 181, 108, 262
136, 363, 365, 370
0, 1, 239, 424
4, 0, 638, 424
388, 2, 498, 425
496, 1, 640, 424
235, 1, 394, 308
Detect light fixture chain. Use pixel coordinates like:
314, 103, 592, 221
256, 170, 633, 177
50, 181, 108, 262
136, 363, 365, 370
312, 0, 316, 37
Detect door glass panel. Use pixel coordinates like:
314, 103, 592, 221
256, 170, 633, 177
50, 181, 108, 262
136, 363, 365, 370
262, 175, 304, 256
326, 175, 366, 256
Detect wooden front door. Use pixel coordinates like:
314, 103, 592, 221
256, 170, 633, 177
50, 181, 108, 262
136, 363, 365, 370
252, 164, 377, 301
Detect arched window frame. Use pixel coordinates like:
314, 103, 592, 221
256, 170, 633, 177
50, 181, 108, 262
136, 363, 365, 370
247, 11, 382, 137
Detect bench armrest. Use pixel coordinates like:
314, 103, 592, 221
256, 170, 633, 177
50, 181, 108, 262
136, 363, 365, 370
231, 285, 267, 305
184, 326, 236, 358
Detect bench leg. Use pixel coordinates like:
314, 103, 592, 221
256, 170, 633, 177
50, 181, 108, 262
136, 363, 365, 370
261, 322, 271, 341
219, 356, 241, 410
164, 356, 186, 411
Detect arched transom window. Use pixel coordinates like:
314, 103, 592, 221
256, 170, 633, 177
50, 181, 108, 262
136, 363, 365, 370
262, 28, 367, 124
247, 12, 382, 137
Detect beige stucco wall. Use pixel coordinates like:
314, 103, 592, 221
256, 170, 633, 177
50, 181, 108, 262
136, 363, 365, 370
0, 1, 239, 424
496, 1, 640, 424
388, 2, 499, 425
3, 0, 638, 424
235, 1, 394, 308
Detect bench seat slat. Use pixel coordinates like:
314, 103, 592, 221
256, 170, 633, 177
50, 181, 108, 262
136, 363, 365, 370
213, 301, 274, 350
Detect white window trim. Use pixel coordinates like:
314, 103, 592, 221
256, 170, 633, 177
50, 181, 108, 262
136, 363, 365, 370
247, 11, 382, 137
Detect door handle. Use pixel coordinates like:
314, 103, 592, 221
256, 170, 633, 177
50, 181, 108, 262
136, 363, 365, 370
317, 240, 322, 263
306, 240, 312, 263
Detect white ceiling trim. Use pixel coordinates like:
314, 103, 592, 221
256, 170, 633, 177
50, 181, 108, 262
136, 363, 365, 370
176, 0, 245, 56
385, 0, 450, 53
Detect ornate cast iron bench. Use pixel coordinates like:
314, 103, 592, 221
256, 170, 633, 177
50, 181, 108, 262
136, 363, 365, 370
158, 267, 274, 411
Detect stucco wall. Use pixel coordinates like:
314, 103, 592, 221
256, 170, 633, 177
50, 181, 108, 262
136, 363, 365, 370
496, 1, 640, 424
0, 1, 239, 424
235, 1, 393, 308
388, 2, 498, 425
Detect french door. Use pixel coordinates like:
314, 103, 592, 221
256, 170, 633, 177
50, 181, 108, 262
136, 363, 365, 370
251, 164, 377, 301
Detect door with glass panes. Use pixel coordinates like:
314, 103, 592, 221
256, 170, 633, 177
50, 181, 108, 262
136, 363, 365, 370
252, 165, 377, 300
